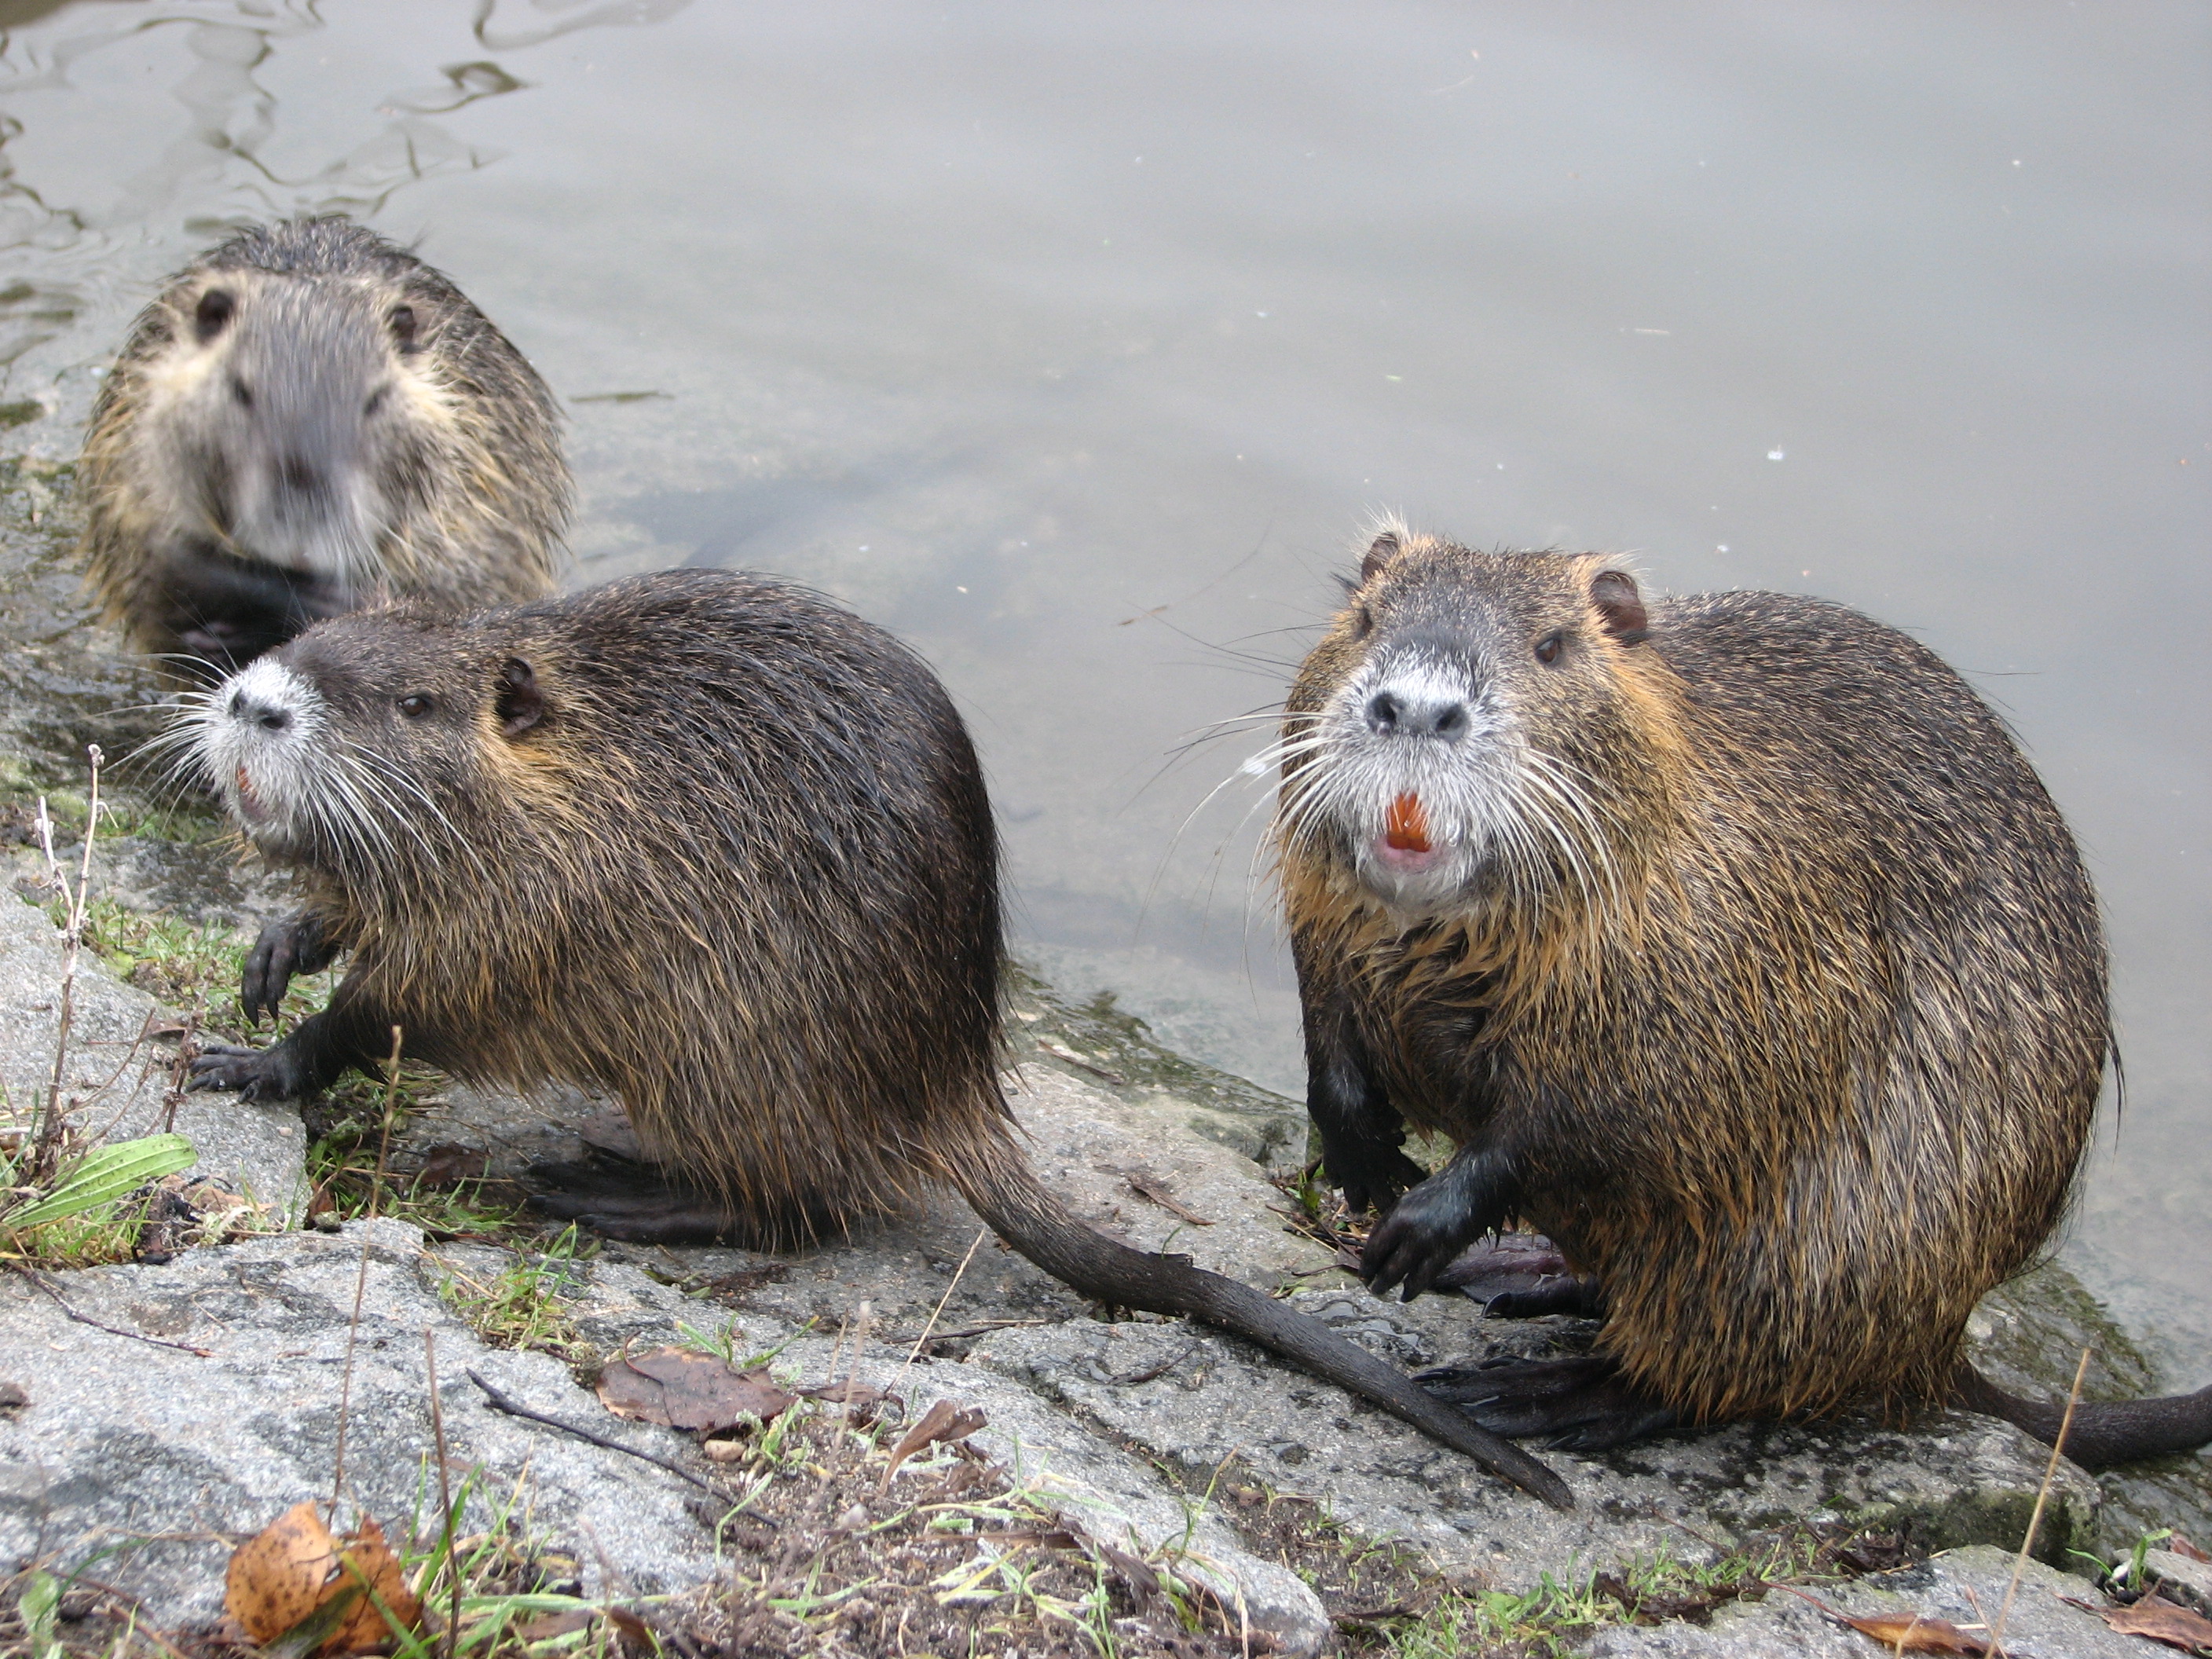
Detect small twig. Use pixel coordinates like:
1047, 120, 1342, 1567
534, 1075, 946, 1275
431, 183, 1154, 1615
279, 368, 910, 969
1989, 1346, 2091, 1657
1123, 1174, 1214, 1226
425, 1329, 459, 1659
19, 1269, 213, 1356
330, 1232, 374, 1511
896, 1227, 989, 1384
1108, 1340, 1202, 1387
467, 1368, 717, 1492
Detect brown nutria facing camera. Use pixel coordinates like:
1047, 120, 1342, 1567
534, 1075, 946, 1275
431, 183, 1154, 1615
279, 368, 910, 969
1276, 525, 2212, 1470
170, 567, 1570, 1507
80, 217, 569, 676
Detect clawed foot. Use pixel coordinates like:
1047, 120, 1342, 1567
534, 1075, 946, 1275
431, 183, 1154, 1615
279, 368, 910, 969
242, 913, 338, 1023
1415, 1353, 1679, 1451
187, 1041, 312, 1101
525, 1152, 749, 1246
1434, 1233, 1606, 1318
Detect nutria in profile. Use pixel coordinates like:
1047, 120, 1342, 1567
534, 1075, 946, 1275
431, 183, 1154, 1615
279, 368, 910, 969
1275, 526, 2212, 1468
172, 568, 1570, 1507
80, 217, 569, 674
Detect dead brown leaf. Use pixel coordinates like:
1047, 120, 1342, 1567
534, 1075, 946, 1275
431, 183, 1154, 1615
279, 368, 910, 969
595, 1347, 796, 1432
512, 1610, 595, 1642
881, 1397, 988, 1484
413, 1143, 490, 1187
1834, 1610, 1990, 1654
2173, 1533, 2210, 1565
223, 1502, 423, 1657
2064, 1594, 2212, 1653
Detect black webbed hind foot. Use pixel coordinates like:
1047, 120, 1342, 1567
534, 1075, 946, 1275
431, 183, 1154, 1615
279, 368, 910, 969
525, 1152, 740, 1245
1432, 1233, 1606, 1318
1416, 1353, 1679, 1451
525, 1150, 844, 1250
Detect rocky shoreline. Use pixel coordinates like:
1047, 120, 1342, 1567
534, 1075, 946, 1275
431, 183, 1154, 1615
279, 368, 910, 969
4, 449, 2210, 1654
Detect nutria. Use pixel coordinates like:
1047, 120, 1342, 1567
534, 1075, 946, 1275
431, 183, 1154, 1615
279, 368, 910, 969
80, 217, 569, 675
1274, 526, 2212, 1468
169, 568, 1570, 1507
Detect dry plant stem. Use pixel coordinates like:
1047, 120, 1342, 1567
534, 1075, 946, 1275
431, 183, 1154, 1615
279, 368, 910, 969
372, 1024, 404, 1214
23, 1269, 213, 1357
424, 1328, 459, 1659
31, 745, 104, 1174
330, 1032, 405, 1513
1989, 1345, 2092, 1657
898, 1225, 989, 1384
330, 1237, 374, 1511
465, 1368, 720, 1494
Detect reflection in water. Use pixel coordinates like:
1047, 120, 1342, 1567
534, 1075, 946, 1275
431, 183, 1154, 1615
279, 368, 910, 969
0, 1, 2204, 1382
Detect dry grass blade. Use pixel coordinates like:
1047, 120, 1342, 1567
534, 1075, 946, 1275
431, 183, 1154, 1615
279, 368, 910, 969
1989, 1344, 2090, 1655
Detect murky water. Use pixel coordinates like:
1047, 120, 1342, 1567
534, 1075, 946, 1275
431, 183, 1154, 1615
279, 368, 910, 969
2, 2, 2205, 1379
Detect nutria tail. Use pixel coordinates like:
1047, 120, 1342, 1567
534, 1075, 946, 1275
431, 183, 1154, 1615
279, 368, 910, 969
949, 1135, 1574, 1509
1954, 1364, 2212, 1470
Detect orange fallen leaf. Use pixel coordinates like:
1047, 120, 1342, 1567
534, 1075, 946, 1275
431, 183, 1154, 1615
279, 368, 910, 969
2064, 1593, 2212, 1654
595, 1347, 796, 1431
1832, 1610, 1990, 1655
224, 1502, 423, 1657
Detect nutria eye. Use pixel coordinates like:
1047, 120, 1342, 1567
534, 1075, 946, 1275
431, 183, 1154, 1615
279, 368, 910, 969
229, 375, 253, 408
194, 287, 236, 343
363, 386, 386, 417
1535, 632, 1564, 665
398, 694, 434, 719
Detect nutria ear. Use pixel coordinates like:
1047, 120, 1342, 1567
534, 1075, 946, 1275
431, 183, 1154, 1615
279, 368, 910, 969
496, 657, 545, 738
389, 304, 419, 352
1360, 531, 1401, 586
194, 288, 235, 345
1591, 570, 1650, 645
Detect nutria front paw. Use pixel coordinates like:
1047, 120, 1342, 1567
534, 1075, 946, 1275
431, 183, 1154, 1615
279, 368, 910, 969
1324, 1143, 1429, 1216
242, 913, 337, 1022
1362, 1180, 1489, 1301
187, 1042, 311, 1101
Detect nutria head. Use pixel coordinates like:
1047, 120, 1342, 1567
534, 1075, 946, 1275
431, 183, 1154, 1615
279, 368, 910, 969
179, 606, 551, 877
141, 266, 455, 590
1278, 526, 1671, 919
82, 218, 570, 672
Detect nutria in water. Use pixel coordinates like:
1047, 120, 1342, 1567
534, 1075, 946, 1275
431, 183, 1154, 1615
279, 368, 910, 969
81, 217, 568, 675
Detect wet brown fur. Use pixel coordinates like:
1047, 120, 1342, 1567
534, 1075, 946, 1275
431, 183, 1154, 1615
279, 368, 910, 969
1279, 532, 2109, 1426
82, 217, 568, 668
185, 567, 1575, 1506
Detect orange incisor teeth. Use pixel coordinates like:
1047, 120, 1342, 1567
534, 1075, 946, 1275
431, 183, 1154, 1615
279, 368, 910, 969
1384, 792, 1431, 853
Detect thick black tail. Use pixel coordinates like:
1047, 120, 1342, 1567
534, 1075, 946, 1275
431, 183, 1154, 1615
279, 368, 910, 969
954, 1144, 1573, 1510
1955, 1363, 2212, 1470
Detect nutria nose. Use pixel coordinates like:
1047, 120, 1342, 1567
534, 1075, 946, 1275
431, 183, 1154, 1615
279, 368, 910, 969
1365, 690, 1469, 740
228, 690, 291, 733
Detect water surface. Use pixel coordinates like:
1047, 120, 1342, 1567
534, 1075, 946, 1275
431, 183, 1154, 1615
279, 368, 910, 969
2, 2, 2205, 1375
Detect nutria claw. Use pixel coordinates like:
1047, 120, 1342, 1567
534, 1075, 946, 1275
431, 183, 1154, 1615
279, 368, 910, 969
242, 912, 337, 1023
187, 1042, 302, 1101
1417, 1353, 1679, 1452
